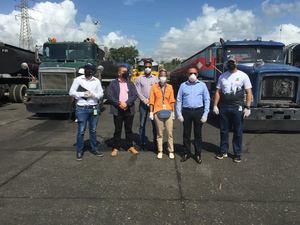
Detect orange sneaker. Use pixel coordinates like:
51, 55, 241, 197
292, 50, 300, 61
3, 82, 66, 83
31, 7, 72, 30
128, 146, 139, 155
111, 148, 119, 157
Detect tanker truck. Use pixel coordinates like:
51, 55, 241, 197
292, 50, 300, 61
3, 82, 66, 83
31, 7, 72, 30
170, 38, 300, 131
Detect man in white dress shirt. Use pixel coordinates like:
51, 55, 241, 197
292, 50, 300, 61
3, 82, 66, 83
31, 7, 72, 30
69, 63, 104, 160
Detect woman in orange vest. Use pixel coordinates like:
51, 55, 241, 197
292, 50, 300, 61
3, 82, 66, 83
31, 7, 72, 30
149, 69, 176, 159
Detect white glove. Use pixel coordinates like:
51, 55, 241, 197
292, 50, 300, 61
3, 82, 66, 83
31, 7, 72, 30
171, 112, 175, 120
149, 112, 154, 120
178, 116, 184, 122
213, 105, 219, 115
243, 108, 251, 118
201, 116, 207, 123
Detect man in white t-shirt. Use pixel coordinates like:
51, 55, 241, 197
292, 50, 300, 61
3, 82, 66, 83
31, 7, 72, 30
213, 57, 252, 163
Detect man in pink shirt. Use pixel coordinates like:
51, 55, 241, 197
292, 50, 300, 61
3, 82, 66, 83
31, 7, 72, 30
106, 65, 138, 156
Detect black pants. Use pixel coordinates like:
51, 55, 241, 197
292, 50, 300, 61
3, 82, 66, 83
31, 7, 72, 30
182, 107, 204, 156
112, 110, 134, 150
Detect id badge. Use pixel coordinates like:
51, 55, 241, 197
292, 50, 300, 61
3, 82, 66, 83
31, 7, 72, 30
93, 107, 98, 116
162, 104, 167, 110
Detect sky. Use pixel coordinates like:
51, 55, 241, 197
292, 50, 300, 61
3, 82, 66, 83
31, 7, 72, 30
0, 0, 299, 61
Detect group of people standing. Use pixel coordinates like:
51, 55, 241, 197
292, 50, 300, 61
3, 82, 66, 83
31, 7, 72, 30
69, 58, 252, 164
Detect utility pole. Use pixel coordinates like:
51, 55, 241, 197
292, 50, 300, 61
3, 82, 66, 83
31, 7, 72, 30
16, 0, 32, 50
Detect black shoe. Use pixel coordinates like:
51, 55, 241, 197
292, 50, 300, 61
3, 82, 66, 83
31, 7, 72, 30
180, 154, 191, 162
76, 152, 83, 161
233, 156, 241, 163
216, 153, 227, 160
91, 150, 104, 157
195, 155, 202, 164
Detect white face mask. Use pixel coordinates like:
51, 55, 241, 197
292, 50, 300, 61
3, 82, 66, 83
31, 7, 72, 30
144, 67, 152, 74
159, 76, 167, 84
189, 74, 197, 83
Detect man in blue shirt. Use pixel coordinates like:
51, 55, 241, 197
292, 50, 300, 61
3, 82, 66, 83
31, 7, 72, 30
176, 67, 210, 164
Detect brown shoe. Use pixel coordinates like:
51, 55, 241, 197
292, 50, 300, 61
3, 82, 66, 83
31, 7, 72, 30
111, 148, 119, 157
128, 146, 139, 155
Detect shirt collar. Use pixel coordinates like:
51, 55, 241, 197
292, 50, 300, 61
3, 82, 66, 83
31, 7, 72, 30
81, 75, 96, 81
186, 80, 200, 85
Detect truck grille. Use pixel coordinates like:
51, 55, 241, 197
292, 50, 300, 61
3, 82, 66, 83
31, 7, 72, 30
41, 72, 74, 91
261, 76, 298, 102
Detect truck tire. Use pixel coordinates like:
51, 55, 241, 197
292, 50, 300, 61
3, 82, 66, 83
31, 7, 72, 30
9, 85, 17, 102
9, 84, 27, 103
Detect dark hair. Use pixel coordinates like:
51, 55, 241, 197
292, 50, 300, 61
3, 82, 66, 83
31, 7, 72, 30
144, 60, 152, 66
118, 65, 128, 71
159, 69, 167, 74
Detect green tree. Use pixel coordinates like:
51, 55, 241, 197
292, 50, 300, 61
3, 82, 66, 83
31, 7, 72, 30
162, 58, 181, 72
109, 46, 139, 65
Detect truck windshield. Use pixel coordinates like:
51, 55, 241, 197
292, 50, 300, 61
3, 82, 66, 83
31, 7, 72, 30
43, 44, 95, 60
225, 46, 284, 63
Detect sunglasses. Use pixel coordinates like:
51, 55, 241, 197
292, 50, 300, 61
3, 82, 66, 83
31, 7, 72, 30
145, 66, 152, 68
189, 73, 197, 75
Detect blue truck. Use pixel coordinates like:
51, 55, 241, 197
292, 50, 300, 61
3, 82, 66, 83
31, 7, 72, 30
170, 38, 300, 131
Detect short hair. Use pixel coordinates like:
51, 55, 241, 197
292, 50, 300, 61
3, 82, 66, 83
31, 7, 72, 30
144, 60, 152, 66
118, 65, 128, 71
188, 67, 198, 72
159, 69, 167, 74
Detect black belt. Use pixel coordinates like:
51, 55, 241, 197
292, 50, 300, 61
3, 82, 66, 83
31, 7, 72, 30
182, 107, 203, 111
77, 105, 97, 109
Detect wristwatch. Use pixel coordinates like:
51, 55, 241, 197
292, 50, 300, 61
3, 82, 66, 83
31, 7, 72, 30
245, 106, 251, 109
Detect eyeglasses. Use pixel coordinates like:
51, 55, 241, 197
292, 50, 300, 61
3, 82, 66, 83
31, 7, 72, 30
189, 73, 197, 75
145, 66, 152, 68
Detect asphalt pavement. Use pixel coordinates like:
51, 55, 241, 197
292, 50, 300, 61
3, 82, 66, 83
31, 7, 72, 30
0, 103, 299, 225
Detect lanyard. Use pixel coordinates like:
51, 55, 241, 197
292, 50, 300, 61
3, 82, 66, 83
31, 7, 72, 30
160, 85, 166, 104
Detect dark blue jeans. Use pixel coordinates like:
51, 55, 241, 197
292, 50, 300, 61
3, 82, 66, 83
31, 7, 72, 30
219, 105, 243, 157
139, 102, 157, 145
75, 105, 100, 153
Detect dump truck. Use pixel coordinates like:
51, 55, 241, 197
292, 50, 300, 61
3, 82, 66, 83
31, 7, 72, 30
0, 42, 40, 103
170, 38, 300, 131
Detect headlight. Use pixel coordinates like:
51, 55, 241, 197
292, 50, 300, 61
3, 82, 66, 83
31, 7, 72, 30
28, 82, 38, 89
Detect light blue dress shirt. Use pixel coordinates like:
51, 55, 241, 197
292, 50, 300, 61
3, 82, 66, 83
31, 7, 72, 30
176, 80, 210, 118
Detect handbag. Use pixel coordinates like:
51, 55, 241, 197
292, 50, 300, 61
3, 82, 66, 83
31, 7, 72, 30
156, 110, 172, 119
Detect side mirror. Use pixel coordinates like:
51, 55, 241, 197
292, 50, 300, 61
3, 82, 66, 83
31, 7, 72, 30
205, 49, 212, 66
287, 49, 293, 65
21, 62, 29, 70
97, 65, 104, 72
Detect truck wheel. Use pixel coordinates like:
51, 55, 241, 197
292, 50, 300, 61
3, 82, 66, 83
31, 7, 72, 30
9, 85, 17, 103
9, 84, 27, 103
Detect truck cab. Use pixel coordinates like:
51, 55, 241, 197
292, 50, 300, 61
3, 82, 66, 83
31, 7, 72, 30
25, 39, 105, 114
284, 43, 300, 68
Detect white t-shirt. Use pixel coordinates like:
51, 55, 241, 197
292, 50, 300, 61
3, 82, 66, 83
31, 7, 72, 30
216, 70, 252, 94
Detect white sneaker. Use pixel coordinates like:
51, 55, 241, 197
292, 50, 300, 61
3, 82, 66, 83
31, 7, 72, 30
157, 152, 163, 159
223, 153, 228, 158
169, 152, 175, 159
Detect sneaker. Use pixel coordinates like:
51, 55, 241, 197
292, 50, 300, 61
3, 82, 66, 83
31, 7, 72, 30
216, 153, 227, 160
128, 146, 139, 155
233, 156, 241, 163
169, 152, 175, 159
76, 152, 83, 161
157, 152, 163, 159
91, 150, 104, 157
111, 148, 119, 157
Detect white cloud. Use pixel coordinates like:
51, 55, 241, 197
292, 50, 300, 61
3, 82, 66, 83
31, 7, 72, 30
0, 0, 137, 50
262, 0, 300, 16
154, 4, 257, 60
103, 31, 138, 48
263, 24, 300, 44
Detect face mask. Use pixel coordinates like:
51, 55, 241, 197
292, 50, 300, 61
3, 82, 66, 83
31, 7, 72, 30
122, 72, 129, 79
188, 74, 197, 83
227, 63, 236, 71
144, 67, 152, 74
159, 76, 167, 84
